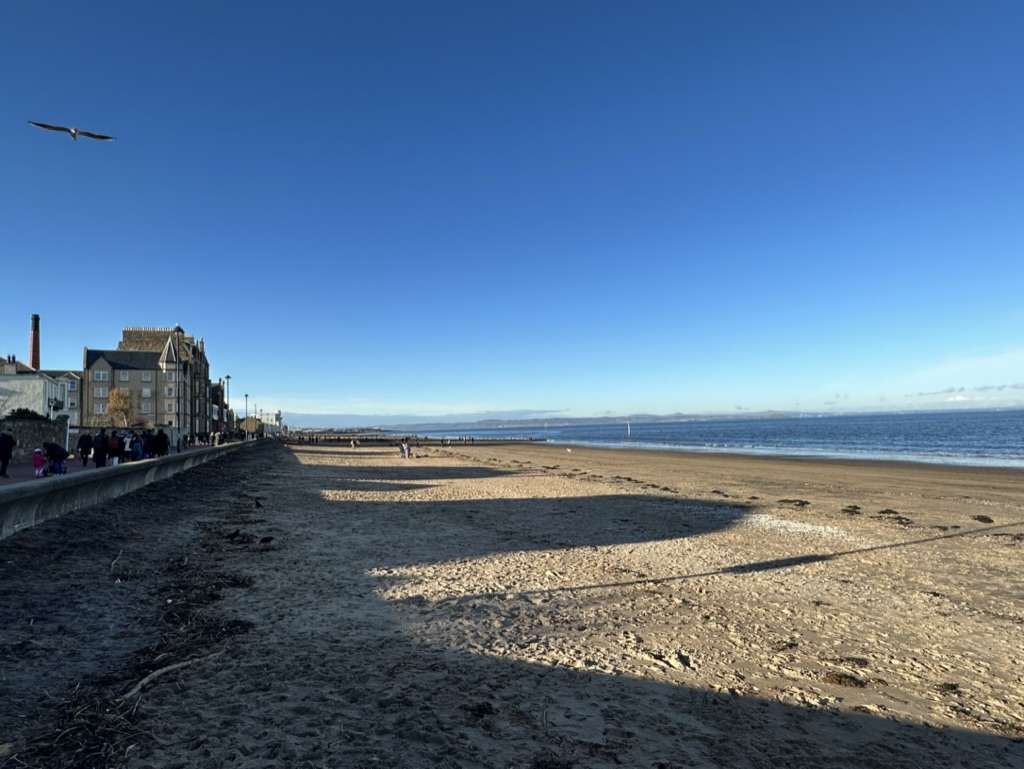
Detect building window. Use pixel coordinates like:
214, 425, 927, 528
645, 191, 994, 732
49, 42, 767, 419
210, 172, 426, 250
166, 401, 175, 413
94, 403, 107, 415
142, 387, 152, 398
94, 386, 108, 398
165, 386, 175, 397
140, 400, 152, 414
68, 400, 77, 409
67, 381, 77, 391
164, 371, 176, 382
119, 370, 130, 382
93, 370, 109, 382
142, 371, 153, 382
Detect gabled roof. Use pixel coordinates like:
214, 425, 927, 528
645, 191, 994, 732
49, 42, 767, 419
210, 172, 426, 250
37, 369, 82, 380
5, 360, 36, 373
159, 336, 179, 365
85, 349, 161, 370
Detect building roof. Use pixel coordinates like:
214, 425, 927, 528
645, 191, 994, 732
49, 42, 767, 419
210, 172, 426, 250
36, 370, 82, 379
85, 349, 161, 370
5, 360, 36, 373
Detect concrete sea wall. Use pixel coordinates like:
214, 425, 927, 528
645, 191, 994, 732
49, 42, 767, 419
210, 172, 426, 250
0, 442, 249, 541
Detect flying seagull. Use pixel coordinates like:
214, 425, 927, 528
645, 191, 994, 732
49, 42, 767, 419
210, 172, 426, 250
28, 121, 115, 141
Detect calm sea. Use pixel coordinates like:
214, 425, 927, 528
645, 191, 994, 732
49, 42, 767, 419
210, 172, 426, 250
423, 410, 1024, 468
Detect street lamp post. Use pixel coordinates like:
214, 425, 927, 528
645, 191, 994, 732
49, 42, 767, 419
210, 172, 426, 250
244, 393, 249, 440
224, 374, 231, 429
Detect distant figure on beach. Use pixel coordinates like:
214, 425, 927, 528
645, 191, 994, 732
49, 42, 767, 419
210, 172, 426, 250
76, 432, 93, 466
0, 430, 15, 478
93, 429, 109, 468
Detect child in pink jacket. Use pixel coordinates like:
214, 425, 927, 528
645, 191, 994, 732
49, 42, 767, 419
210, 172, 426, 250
32, 448, 47, 478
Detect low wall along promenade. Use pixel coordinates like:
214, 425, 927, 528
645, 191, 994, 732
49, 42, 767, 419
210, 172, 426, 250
0, 442, 249, 540
0, 416, 70, 460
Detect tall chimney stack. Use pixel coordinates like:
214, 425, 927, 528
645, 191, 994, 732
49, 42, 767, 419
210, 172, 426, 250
29, 314, 40, 370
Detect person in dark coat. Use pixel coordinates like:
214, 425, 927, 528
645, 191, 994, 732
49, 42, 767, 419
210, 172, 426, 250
43, 442, 69, 475
142, 430, 155, 459
0, 430, 15, 478
155, 428, 170, 457
110, 432, 123, 466
76, 432, 93, 466
92, 429, 109, 468
130, 432, 144, 462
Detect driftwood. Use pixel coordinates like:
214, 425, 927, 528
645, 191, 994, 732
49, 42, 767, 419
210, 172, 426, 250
117, 649, 224, 702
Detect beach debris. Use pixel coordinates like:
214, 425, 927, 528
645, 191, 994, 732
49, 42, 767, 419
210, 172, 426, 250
971, 514, 994, 524
778, 498, 810, 507
460, 700, 496, 720
842, 504, 862, 515
710, 489, 730, 497
118, 649, 225, 702
937, 682, 960, 694
530, 751, 574, 769
822, 671, 867, 688
874, 509, 914, 526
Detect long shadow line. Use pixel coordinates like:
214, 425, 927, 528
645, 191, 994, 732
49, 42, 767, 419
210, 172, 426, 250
442, 520, 1024, 603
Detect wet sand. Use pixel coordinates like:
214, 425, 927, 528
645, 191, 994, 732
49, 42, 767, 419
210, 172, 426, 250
1, 441, 1021, 768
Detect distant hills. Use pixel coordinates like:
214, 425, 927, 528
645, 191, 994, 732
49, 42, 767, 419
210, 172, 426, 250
282, 409, 801, 431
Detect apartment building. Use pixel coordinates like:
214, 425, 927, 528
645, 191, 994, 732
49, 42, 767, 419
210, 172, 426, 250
81, 325, 213, 439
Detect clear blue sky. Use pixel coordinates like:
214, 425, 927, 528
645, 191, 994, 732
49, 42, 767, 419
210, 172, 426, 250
3, 2, 1023, 420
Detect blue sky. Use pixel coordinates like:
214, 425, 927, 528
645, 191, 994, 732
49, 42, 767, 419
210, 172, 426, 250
3, 2, 1023, 421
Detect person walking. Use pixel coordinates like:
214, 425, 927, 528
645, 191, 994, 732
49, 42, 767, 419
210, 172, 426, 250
93, 429, 109, 468
130, 432, 144, 461
76, 432, 93, 466
155, 428, 169, 457
109, 431, 121, 466
0, 430, 15, 478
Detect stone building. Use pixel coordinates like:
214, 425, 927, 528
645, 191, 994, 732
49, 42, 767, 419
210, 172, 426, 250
81, 326, 213, 441
117, 327, 212, 438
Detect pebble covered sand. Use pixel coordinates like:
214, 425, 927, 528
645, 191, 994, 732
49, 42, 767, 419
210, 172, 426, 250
1, 441, 1022, 768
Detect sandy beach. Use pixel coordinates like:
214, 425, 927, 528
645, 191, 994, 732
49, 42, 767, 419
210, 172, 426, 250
1, 441, 1022, 768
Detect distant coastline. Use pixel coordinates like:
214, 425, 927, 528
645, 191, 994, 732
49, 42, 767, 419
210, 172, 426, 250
416, 409, 1024, 469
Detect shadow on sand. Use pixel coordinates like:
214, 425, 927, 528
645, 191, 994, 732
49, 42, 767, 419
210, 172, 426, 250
0, 443, 1018, 768
263, 445, 1022, 767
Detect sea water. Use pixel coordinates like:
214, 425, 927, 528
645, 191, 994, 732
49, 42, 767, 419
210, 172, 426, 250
424, 410, 1024, 468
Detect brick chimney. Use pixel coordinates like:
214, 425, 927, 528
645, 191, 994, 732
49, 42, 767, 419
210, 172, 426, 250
29, 314, 40, 370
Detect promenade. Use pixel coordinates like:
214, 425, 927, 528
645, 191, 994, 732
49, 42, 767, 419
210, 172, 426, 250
1, 441, 1021, 768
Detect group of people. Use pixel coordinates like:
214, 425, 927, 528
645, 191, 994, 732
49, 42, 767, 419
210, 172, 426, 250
75, 428, 172, 468
0, 426, 245, 482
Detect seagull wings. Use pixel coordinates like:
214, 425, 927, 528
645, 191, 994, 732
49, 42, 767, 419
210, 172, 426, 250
77, 129, 115, 141
28, 121, 116, 141
29, 120, 73, 134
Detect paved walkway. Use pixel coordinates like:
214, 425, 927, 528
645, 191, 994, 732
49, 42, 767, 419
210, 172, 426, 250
0, 447, 212, 486
0, 455, 95, 485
